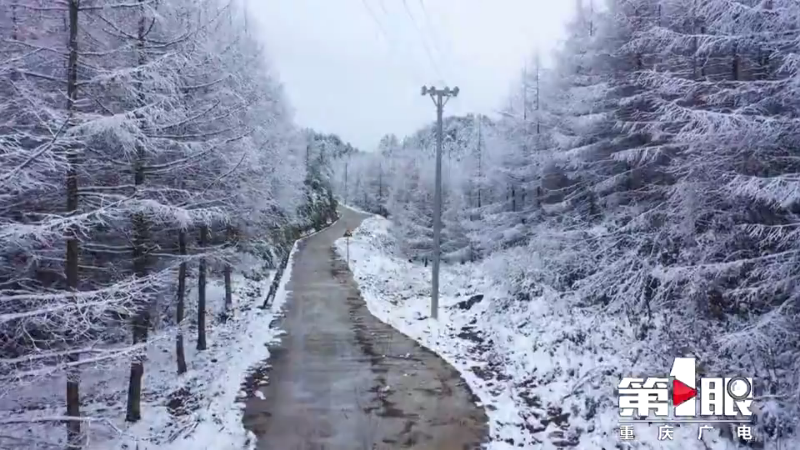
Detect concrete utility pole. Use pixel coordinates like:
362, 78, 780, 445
421, 85, 459, 320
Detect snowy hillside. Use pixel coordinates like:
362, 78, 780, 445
338, 215, 795, 450
1, 254, 290, 450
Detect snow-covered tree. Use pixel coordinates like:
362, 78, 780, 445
0, 0, 334, 447
483, 0, 800, 443
621, 0, 800, 435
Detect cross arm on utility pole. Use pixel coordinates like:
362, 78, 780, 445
422, 86, 459, 106
419, 85, 459, 320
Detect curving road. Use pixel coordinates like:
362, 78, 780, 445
243, 207, 487, 450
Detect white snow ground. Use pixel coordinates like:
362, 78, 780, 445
336, 214, 761, 450
0, 243, 302, 450
338, 202, 372, 216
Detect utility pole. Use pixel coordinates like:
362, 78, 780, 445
522, 63, 528, 122
421, 85, 459, 320
344, 158, 348, 205
378, 161, 383, 213
535, 52, 541, 135
477, 116, 482, 209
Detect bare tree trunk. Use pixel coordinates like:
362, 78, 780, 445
197, 225, 208, 351
176, 229, 188, 374
125, 201, 148, 422
511, 186, 516, 212
65, 0, 81, 446
125, 0, 150, 422
223, 226, 234, 315
223, 265, 233, 313
10, 4, 17, 40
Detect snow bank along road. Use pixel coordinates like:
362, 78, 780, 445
242, 207, 488, 449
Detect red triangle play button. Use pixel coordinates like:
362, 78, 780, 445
673, 379, 697, 406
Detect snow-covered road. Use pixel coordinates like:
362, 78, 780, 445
243, 207, 488, 449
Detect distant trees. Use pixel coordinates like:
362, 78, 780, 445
330, 133, 384, 214
333, 116, 487, 262
0, 0, 334, 447
299, 130, 339, 230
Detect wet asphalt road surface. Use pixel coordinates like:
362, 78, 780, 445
242, 207, 488, 450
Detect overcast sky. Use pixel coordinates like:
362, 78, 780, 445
247, 0, 575, 150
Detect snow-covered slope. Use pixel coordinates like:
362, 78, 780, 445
337, 215, 764, 450
0, 246, 300, 450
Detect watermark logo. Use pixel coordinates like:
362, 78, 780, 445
617, 357, 754, 442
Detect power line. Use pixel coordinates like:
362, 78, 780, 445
360, 0, 428, 84
417, 0, 429, 17
416, 0, 457, 74
401, 0, 445, 83
361, 0, 391, 43
407, 1, 445, 63
377, 0, 389, 16
416, 0, 448, 65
